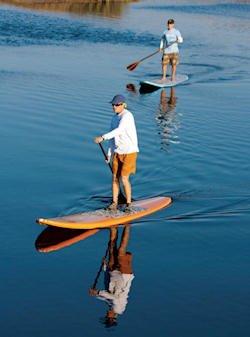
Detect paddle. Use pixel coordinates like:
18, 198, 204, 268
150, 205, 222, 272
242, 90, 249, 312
98, 143, 127, 204
127, 39, 181, 72
126, 49, 160, 71
99, 143, 112, 173
91, 243, 110, 290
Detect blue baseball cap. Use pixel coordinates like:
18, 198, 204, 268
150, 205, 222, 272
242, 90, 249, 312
110, 94, 126, 105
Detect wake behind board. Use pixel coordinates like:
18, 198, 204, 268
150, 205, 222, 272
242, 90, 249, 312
140, 74, 188, 88
37, 196, 172, 230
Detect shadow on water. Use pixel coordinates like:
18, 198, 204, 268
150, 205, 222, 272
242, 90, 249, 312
0, 0, 137, 18
35, 224, 134, 329
139, 83, 159, 94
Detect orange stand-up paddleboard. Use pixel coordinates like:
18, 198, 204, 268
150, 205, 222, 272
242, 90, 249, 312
37, 196, 172, 230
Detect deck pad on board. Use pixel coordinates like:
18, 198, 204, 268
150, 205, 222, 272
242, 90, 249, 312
140, 74, 188, 88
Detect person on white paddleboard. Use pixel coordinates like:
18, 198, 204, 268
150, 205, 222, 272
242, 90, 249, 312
159, 18, 183, 81
94, 94, 139, 213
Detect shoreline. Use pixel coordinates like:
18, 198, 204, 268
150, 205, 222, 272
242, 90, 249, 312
0, 0, 136, 4
0, 0, 138, 17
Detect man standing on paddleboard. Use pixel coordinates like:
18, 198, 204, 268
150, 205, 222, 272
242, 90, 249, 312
160, 18, 183, 81
94, 94, 139, 212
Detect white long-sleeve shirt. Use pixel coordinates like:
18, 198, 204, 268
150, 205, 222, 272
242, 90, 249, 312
102, 109, 139, 156
160, 28, 183, 54
97, 270, 135, 315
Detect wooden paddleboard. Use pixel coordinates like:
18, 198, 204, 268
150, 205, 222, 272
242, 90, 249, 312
140, 74, 188, 88
37, 196, 172, 230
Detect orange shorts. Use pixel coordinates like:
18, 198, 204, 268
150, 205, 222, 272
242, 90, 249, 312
162, 53, 179, 66
118, 252, 133, 274
112, 152, 137, 177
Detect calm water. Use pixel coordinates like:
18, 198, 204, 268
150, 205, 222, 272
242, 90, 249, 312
1, 1, 250, 336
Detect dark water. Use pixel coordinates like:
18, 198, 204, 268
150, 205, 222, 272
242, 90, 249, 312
1, 1, 250, 336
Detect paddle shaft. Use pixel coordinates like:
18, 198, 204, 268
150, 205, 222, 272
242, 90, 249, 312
137, 49, 159, 63
127, 50, 159, 70
99, 143, 112, 173
92, 244, 109, 289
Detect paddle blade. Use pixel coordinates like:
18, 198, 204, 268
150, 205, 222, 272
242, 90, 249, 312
126, 62, 139, 71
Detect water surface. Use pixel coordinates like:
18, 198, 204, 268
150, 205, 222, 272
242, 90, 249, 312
1, 1, 250, 336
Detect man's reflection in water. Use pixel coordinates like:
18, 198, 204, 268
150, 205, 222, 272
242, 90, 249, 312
156, 87, 180, 149
160, 87, 177, 113
89, 225, 134, 327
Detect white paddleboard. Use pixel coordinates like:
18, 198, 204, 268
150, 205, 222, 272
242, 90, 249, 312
140, 74, 188, 88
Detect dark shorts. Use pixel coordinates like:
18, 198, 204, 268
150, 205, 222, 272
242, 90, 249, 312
162, 53, 180, 66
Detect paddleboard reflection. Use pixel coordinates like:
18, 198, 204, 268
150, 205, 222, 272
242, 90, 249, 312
35, 226, 99, 253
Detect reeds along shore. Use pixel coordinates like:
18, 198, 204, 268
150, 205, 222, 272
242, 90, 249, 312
0, 0, 138, 18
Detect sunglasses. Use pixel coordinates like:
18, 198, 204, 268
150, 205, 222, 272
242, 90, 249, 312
112, 103, 123, 107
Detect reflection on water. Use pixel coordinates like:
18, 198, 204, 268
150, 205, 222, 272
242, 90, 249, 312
159, 87, 177, 113
0, 0, 137, 18
126, 83, 180, 149
35, 224, 134, 328
89, 225, 134, 328
156, 88, 180, 149
35, 226, 99, 252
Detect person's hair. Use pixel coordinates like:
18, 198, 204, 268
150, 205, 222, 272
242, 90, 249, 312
168, 19, 175, 24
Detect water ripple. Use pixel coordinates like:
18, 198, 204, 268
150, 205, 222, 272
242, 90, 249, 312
140, 3, 250, 20
0, 8, 159, 47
